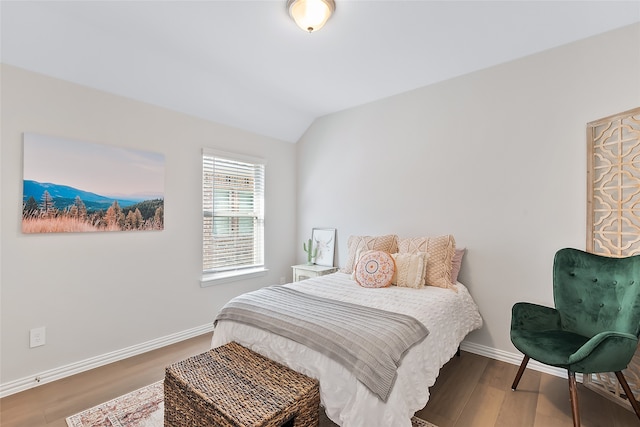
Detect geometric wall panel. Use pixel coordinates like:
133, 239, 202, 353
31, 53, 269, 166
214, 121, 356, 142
587, 107, 640, 256
585, 107, 640, 411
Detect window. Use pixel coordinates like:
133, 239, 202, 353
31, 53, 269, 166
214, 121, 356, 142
202, 149, 265, 284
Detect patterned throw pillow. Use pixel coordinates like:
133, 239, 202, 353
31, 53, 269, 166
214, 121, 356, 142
392, 252, 429, 289
354, 250, 396, 288
398, 235, 456, 290
340, 235, 398, 274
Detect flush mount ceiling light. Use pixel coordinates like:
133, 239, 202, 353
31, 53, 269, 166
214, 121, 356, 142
287, 0, 336, 33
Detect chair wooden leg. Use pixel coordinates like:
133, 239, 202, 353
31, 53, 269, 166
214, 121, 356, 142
615, 371, 640, 421
511, 355, 530, 391
568, 370, 581, 427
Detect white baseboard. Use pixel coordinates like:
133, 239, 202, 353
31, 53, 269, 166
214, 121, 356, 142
460, 340, 583, 382
0, 323, 214, 398
0, 329, 577, 399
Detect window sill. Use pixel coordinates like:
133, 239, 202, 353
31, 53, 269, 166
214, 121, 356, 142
200, 267, 269, 287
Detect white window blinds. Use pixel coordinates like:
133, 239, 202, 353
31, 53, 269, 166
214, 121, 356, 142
203, 150, 265, 274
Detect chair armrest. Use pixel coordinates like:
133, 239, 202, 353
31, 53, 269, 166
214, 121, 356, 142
511, 302, 561, 332
568, 331, 638, 373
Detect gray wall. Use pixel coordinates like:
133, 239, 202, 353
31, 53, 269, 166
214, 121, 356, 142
296, 24, 640, 357
0, 64, 297, 385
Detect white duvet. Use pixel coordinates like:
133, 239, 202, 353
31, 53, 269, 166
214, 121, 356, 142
211, 272, 482, 427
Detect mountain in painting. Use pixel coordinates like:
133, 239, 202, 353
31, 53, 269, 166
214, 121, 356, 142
23, 180, 141, 211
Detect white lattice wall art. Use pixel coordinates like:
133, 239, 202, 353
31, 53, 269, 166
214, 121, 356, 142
586, 107, 640, 411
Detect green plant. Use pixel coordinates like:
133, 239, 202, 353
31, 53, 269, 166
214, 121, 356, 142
303, 238, 318, 265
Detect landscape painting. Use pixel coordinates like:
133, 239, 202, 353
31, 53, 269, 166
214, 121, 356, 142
22, 133, 165, 233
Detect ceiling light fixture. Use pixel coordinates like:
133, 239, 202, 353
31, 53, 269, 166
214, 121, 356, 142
287, 0, 336, 33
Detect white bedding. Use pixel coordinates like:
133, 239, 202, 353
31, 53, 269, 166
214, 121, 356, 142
211, 272, 482, 427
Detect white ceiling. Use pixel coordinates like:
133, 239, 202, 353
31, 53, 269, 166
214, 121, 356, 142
2, 1, 639, 143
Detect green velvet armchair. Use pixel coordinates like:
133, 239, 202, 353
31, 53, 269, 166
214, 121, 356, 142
510, 248, 640, 427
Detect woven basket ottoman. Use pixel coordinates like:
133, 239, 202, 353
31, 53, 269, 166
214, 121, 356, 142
164, 341, 320, 427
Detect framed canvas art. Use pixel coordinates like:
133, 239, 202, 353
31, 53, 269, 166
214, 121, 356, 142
312, 228, 336, 266
22, 133, 165, 233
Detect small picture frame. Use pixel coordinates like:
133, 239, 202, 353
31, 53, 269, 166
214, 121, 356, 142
312, 228, 336, 267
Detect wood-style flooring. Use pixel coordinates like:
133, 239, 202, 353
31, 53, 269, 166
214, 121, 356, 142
0, 333, 638, 426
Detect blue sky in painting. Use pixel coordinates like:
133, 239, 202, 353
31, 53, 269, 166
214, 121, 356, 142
23, 133, 165, 199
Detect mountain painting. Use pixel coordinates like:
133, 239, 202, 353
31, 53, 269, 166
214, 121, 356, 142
22, 133, 165, 233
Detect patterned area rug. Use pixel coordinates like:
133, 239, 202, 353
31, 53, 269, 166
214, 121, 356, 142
66, 381, 437, 427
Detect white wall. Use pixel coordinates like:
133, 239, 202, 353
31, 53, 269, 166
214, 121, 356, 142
0, 64, 297, 386
296, 24, 640, 356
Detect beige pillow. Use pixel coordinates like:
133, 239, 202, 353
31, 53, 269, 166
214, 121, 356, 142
391, 252, 429, 289
398, 235, 456, 290
341, 235, 399, 274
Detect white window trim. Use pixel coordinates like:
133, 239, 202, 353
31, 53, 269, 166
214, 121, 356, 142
200, 267, 269, 287
203, 148, 267, 167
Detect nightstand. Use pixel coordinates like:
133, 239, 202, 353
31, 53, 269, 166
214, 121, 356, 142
292, 264, 338, 282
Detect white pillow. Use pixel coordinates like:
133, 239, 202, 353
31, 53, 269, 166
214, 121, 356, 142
392, 252, 429, 289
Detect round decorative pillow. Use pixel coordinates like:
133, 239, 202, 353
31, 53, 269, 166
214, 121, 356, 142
354, 250, 396, 288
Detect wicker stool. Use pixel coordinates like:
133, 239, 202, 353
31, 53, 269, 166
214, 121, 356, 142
164, 341, 320, 427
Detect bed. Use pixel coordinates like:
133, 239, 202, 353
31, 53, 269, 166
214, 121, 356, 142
211, 271, 482, 427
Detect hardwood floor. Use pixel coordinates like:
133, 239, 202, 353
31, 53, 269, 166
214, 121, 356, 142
416, 351, 639, 427
1, 333, 638, 426
0, 333, 212, 427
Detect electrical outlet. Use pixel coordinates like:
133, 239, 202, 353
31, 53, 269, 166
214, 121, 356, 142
30, 327, 46, 348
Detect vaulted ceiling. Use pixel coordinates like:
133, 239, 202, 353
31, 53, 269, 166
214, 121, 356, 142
2, 1, 639, 142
